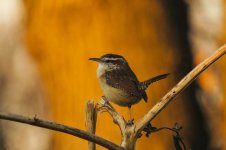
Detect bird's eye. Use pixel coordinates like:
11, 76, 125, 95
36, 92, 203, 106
105, 60, 111, 63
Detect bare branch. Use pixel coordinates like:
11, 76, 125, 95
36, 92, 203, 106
85, 100, 97, 150
0, 112, 124, 150
135, 44, 226, 135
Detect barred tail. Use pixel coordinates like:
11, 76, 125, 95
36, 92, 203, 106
139, 73, 170, 91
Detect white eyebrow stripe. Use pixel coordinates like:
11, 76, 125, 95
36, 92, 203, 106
103, 57, 124, 61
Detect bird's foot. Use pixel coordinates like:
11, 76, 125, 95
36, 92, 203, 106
99, 96, 115, 111
99, 96, 109, 106
126, 118, 134, 126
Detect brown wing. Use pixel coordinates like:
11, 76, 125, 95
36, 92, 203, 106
104, 65, 142, 99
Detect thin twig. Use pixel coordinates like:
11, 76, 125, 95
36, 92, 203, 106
151, 127, 186, 150
0, 112, 124, 150
135, 44, 226, 135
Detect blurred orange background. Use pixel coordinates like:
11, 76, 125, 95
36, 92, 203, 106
0, 0, 226, 150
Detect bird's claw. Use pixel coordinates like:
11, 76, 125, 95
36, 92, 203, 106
99, 96, 109, 106
126, 118, 134, 126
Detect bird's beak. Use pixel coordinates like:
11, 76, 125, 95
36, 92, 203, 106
89, 58, 102, 63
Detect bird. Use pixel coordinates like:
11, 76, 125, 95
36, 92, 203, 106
89, 54, 169, 123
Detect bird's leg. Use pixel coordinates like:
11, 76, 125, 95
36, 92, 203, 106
127, 106, 134, 126
129, 106, 132, 120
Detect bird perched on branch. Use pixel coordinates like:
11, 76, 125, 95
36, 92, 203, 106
89, 54, 169, 123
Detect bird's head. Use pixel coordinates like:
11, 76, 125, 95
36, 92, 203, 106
89, 53, 127, 68
89, 54, 127, 76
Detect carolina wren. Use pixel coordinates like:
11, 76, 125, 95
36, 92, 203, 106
89, 54, 169, 121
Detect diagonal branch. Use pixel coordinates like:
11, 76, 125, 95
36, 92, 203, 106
0, 112, 124, 150
135, 44, 226, 135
